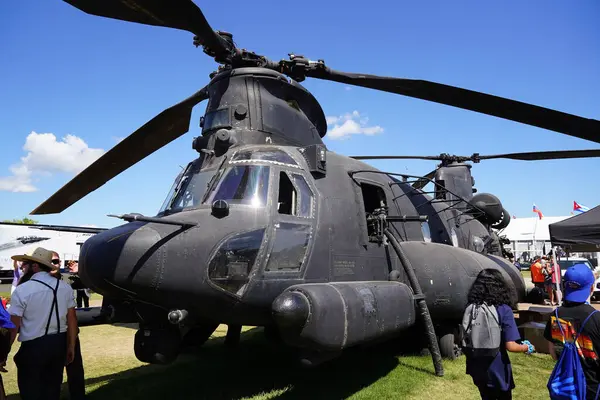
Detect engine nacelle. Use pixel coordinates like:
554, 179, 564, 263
397, 241, 526, 321
271, 281, 416, 351
469, 193, 511, 230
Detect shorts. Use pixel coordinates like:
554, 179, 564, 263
545, 282, 556, 290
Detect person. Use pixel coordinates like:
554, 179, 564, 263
68, 261, 90, 308
544, 263, 600, 399
530, 257, 545, 290
8, 247, 78, 400
542, 259, 558, 306
10, 260, 22, 295
464, 269, 533, 399
50, 252, 87, 400
0, 294, 15, 400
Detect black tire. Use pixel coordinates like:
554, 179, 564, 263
134, 327, 181, 365
181, 323, 219, 348
439, 333, 460, 360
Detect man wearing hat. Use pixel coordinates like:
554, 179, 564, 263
544, 263, 600, 400
8, 247, 78, 400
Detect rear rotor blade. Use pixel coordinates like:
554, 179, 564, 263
350, 155, 442, 161
63, 0, 231, 59
479, 149, 600, 161
31, 87, 209, 215
307, 68, 600, 144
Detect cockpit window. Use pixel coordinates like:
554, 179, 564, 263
158, 169, 185, 214
204, 165, 270, 207
231, 148, 298, 167
202, 108, 231, 134
158, 164, 218, 215
292, 174, 313, 218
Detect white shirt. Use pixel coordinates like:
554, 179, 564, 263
9, 271, 77, 342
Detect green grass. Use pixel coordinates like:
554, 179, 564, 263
521, 270, 531, 281
1, 324, 556, 400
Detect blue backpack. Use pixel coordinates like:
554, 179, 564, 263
548, 308, 600, 400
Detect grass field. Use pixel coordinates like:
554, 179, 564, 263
1, 323, 556, 400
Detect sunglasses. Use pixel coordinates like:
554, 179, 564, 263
51, 259, 61, 265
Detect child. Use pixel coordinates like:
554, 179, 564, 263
544, 263, 600, 399
464, 269, 533, 399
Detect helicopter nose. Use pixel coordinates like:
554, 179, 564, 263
79, 221, 146, 297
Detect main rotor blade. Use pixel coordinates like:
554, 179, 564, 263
63, 0, 231, 59
479, 149, 600, 161
307, 68, 600, 144
412, 170, 436, 190
351, 149, 600, 162
351, 155, 442, 161
31, 87, 209, 215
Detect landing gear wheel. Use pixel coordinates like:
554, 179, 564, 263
263, 325, 283, 344
134, 327, 181, 365
225, 324, 242, 348
181, 323, 219, 349
439, 332, 461, 360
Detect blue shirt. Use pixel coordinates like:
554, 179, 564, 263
465, 304, 521, 391
0, 302, 15, 330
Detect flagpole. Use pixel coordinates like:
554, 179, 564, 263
533, 214, 538, 257
554, 246, 562, 304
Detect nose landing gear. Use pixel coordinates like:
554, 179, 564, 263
437, 325, 463, 360
133, 322, 242, 364
134, 325, 182, 365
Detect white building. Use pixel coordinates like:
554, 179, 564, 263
500, 215, 600, 264
499, 215, 570, 261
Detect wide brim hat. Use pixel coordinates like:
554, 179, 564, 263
11, 247, 57, 271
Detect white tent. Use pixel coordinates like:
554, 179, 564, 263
498, 216, 571, 260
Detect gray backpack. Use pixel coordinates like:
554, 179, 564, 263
461, 303, 502, 358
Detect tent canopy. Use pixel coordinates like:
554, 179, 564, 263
549, 205, 600, 252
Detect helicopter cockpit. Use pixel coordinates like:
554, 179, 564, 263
157, 147, 310, 216
151, 146, 317, 299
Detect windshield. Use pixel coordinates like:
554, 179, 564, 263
204, 165, 270, 207
559, 259, 594, 274
159, 163, 271, 214
158, 165, 218, 215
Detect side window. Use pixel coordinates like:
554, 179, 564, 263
265, 223, 311, 272
360, 183, 387, 241
292, 174, 313, 218
360, 183, 387, 214
277, 172, 314, 218
278, 172, 297, 215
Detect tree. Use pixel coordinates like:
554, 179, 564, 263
2, 218, 39, 224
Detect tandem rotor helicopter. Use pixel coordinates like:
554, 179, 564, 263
25, 0, 600, 376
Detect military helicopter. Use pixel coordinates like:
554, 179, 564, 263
27, 0, 600, 376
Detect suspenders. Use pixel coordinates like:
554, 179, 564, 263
30, 278, 61, 336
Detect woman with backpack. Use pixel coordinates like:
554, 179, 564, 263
463, 269, 535, 399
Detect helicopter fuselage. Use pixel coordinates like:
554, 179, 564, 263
79, 143, 525, 360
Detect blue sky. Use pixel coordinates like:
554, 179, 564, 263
1, 0, 599, 228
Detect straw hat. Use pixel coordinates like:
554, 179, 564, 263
11, 247, 57, 271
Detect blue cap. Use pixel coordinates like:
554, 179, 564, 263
563, 264, 596, 303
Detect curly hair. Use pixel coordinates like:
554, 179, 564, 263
467, 268, 515, 308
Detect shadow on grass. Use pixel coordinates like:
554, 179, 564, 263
86, 328, 405, 400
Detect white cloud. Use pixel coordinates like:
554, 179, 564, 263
325, 110, 384, 139
0, 131, 105, 192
